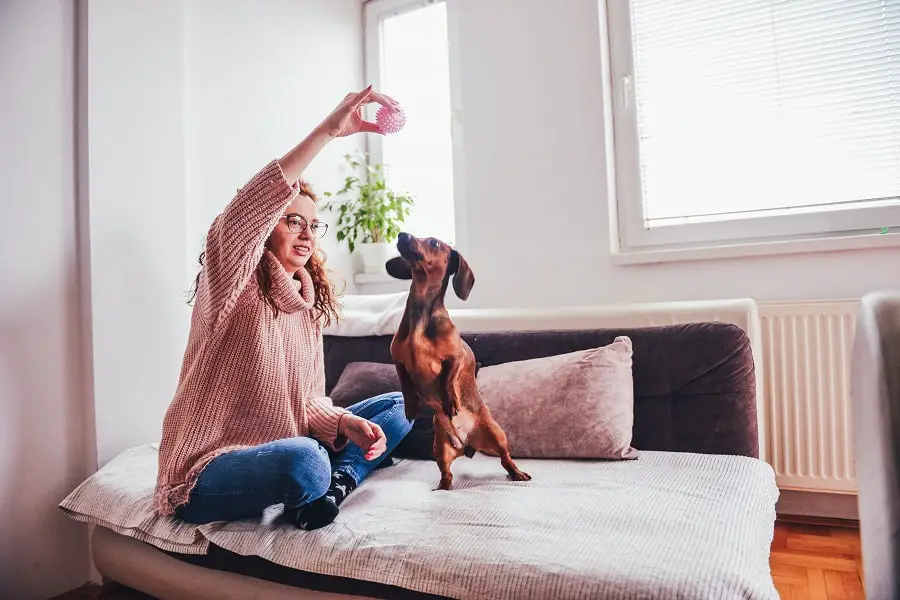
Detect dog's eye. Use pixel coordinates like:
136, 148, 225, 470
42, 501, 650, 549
430, 239, 440, 249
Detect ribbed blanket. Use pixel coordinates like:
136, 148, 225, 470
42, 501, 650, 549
60, 444, 779, 599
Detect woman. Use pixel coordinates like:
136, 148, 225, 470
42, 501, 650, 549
154, 86, 413, 531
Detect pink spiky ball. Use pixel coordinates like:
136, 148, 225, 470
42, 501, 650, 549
376, 103, 406, 135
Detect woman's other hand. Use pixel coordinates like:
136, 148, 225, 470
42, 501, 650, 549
339, 414, 388, 460
318, 85, 400, 138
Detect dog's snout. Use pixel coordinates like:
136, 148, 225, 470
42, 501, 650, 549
397, 232, 412, 252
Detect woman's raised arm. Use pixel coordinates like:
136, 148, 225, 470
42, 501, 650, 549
193, 86, 398, 329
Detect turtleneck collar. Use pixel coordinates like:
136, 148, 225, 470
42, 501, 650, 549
260, 250, 315, 313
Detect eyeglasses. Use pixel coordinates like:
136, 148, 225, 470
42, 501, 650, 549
280, 215, 328, 238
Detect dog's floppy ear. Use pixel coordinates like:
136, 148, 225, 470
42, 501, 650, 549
448, 250, 474, 301
385, 256, 412, 280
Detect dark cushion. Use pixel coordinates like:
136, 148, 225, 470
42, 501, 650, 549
323, 322, 758, 460
329, 361, 400, 407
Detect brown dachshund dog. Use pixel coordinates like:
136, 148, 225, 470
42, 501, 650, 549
386, 232, 531, 490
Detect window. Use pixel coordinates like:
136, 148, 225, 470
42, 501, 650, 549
364, 0, 458, 246
605, 0, 900, 255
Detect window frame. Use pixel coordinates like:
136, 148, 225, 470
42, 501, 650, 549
362, 0, 466, 250
602, 0, 900, 264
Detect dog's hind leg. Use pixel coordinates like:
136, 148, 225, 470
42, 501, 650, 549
476, 419, 532, 482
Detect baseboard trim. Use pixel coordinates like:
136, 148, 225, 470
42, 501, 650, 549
776, 489, 859, 521
776, 514, 859, 529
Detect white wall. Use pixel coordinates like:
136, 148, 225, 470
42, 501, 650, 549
0, 1, 93, 597
185, 0, 366, 296
84, 0, 192, 467
84, 0, 365, 468
449, 0, 899, 310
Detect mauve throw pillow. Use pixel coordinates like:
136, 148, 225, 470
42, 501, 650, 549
476, 336, 639, 460
329, 362, 401, 408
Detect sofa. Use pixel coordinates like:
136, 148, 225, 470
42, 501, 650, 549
851, 291, 900, 600
60, 298, 780, 600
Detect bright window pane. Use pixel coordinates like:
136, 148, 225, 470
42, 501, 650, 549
630, 0, 900, 226
379, 2, 455, 243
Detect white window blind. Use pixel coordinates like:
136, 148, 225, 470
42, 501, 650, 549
624, 0, 900, 230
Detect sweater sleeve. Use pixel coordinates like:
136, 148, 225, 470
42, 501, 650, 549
308, 396, 351, 452
305, 336, 350, 451
196, 159, 299, 328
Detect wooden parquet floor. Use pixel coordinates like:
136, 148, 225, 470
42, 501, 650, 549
770, 520, 865, 599
49, 521, 866, 600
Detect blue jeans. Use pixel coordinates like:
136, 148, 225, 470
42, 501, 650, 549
175, 392, 412, 524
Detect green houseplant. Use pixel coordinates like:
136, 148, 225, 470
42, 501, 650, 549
322, 152, 415, 273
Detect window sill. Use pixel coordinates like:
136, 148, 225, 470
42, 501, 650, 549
354, 272, 398, 285
353, 271, 408, 295
611, 230, 900, 266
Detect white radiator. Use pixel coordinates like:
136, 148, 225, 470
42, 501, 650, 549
758, 300, 859, 494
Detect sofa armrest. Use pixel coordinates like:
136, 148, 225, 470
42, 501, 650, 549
852, 291, 900, 599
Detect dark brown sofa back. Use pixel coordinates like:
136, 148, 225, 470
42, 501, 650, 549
323, 321, 759, 459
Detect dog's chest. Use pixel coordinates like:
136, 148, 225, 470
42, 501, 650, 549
408, 334, 445, 384
393, 329, 451, 381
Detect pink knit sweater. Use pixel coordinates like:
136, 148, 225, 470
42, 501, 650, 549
154, 159, 350, 517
